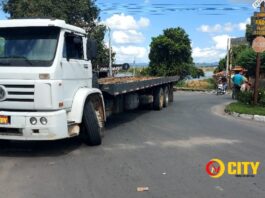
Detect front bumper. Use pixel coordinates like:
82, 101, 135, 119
0, 110, 69, 140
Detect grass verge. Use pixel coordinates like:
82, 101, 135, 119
176, 78, 215, 90
225, 102, 265, 116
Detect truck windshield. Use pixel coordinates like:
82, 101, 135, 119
0, 27, 60, 67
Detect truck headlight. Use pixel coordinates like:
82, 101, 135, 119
30, 117, 37, 125
40, 117, 48, 125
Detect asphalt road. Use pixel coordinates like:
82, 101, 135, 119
0, 92, 265, 198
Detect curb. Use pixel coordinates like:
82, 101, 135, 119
227, 112, 265, 123
212, 102, 265, 124
174, 87, 233, 95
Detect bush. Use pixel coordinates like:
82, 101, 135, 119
236, 89, 265, 106
206, 78, 216, 89
237, 91, 253, 104
176, 80, 185, 87
259, 89, 265, 107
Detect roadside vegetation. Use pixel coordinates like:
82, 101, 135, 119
225, 102, 265, 116
226, 89, 265, 116
215, 44, 265, 76
236, 89, 265, 106
176, 78, 215, 90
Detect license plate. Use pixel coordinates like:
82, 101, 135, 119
0, 116, 9, 125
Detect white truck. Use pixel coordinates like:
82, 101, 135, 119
0, 19, 179, 146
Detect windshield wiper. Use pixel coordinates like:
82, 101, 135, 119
0, 56, 33, 66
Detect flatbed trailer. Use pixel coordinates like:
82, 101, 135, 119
98, 76, 180, 116
98, 76, 179, 96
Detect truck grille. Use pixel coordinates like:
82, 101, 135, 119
1, 84, 35, 102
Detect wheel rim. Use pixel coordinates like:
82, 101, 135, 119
160, 94, 163, 107
165, 90, 169, 104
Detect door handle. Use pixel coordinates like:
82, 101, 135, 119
84, 64, 88, 69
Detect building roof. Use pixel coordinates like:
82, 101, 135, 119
231, 37, 248, 47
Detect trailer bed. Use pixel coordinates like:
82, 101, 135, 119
98, 76, 179, 96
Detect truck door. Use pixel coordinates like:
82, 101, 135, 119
61, 32, 92, 108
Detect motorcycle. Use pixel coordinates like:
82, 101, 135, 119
216, 83, 226, 95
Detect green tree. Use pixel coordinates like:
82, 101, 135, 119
190, 67, 205, 78
148, 27, 195, 78
235, 48, 265, 77
215, 44, 249, 73
2, 0, 113, 68
232, 44, 249, 62
214, 57, 226, 73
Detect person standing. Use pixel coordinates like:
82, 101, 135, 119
232, 71, 245, 99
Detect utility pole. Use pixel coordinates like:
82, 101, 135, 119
254, 52, 261, 105
226, 38, 231, 89
253, 2, 265, 105
226, 37, 230, 76
133, 57, 136, 77
108, 27, 113, 77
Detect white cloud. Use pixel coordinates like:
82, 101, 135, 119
239, 18, 251, 31
197, 18, 250, 33
197, 24, 222, 33
193, 47, 226, 62
223, 23, 235, 32
138, 17, 150, 27
103, 14, 150, 63
113, 46, 148, 63
212, 34, 230, 50
104, 14, 150, 30
192, 34, 232, 62
112, 30, 145, 44
195, 18, 250, 62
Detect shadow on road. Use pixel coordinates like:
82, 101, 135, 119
105, 109, 150, 130
0, 137, 82, 157
0, 109, 151, 157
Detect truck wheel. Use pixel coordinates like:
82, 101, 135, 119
163, 86, 169, 108
80, 101, 102, 146
153, 87, 164, 111
169, 84, 174, 103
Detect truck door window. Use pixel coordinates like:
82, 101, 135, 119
63, 34, 84, 60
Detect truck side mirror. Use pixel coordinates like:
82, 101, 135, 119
122, 63, 130, 70
87, 38, 97, 61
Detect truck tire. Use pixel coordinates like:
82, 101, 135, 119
169, 84, 174, 103
163, 86, 169, 108
80, 101, 102, 146
153, 87, 164, 111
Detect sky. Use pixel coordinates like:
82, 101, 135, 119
96, 0, 257, 64
0, 0, 258, 64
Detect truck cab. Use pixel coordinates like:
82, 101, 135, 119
0, 19, 105, 145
